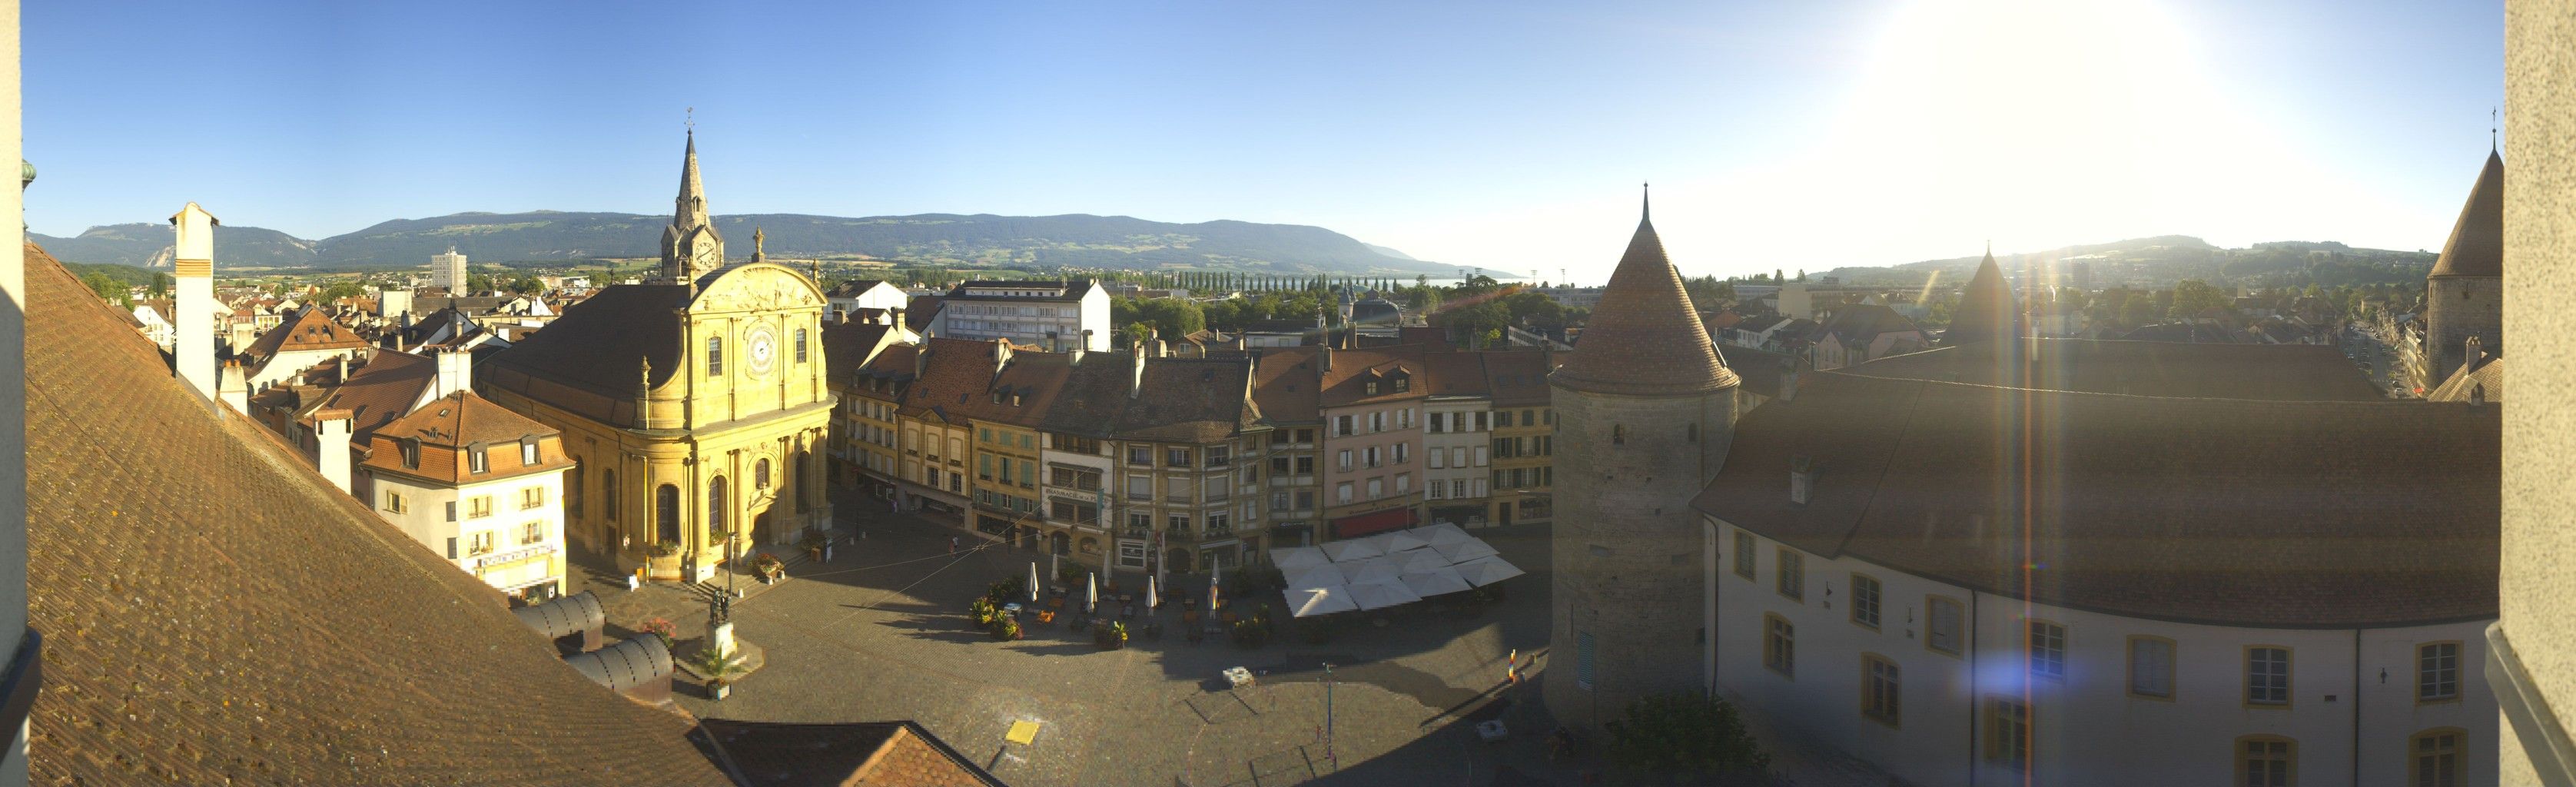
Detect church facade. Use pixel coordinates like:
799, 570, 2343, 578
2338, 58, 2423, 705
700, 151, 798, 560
480, 131, 835, 583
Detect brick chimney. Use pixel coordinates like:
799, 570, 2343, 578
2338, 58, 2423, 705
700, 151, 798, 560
170, 202, 219, 403
312, 408, 354, 493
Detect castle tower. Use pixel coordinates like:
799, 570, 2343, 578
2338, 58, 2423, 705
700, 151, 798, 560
2424, 149, 2503, 387
1546, 190, 1739, 733
1941, 245, 2024, 348
659, 129, 725, 284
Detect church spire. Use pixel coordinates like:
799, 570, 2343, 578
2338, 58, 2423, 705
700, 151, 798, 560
1940, 244, 2023, 347
659, 123, 726, 283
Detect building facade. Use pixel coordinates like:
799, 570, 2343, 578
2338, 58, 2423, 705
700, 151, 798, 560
430, 246, 468, 293
1419, 351, 1492, 529
361, 390, 574, 600
931, 279, 1111, 352
478, 132, 835, 583
1316, 347, 1427, 540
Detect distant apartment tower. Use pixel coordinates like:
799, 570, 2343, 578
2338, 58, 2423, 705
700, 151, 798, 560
931, 280, 1110, 351
430, 246, 469, 292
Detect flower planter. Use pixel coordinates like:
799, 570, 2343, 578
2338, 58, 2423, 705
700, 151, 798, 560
709, 682, 730, 700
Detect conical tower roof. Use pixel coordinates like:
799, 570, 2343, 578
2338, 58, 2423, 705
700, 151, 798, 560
2428, 150, 2503, 278
673, 129, 711, 231
1552, 191, 1736, 396
1940, 246, 2023, 347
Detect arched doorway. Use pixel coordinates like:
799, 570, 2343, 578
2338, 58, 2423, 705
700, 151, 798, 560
656, 484, 681, 544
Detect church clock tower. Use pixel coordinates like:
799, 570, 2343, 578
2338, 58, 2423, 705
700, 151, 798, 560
660, 129, 727, 284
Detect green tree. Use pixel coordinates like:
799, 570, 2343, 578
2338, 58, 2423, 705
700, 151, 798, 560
149, 272, 172, 298
2168, 279, 2229, 320
506, 275, 545, 295
2120, 294, 2157, 327
319, 281, 367, 304
466, 272, 496, 294
80, 271, 131, 307
1605, 691, 1769, 779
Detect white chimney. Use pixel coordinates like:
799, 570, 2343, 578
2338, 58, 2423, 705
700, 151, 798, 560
313, 409, 354, 493
216, 359, 247, 415
433, 347, 473, 400
1129, 340, 1147, 398
170, 202, 219, 403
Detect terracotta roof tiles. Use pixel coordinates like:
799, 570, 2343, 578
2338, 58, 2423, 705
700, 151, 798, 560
2428, 150, 2504, 278
1552, 201, 1735, 395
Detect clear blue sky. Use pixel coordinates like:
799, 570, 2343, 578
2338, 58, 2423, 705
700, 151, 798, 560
25, 0, 2501, 281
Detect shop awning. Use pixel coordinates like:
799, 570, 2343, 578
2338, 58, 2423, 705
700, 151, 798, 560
1330, 507, 1417, 540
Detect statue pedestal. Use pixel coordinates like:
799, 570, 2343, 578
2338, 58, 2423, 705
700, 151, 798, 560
710, 621, 737, 659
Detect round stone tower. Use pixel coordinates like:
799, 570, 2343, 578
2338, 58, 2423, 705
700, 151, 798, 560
1545, 193, 1739, 734
2423, 149, 2503, 387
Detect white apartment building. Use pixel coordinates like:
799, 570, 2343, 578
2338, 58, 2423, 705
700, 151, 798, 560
1419, 353, 1492, 527
932, 279, 1110, 352
430, 246, 468, 292
360, 390, 573, 601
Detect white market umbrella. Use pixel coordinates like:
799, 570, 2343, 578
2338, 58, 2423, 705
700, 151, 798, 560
1379, 529, 1433, 553
1320, 539, 1384, 563
1270, 546, 1331, 572
1336, 556, 1402, 586
1393, 550, 1452, 574
1210, 563, 1223, 609
1435, 539, 1499, 563
1400, 566, 1473, 597
1452, 556, 1527, 587
1028, 563, 1041, 603
1286, 564, 1346, 591
1419, 523, 1474, 548
1146, 575, 1160, 609
1087, 573, 1098, 614
1287, 585, 1359, 618
1051, 552, 1060, 588
1347, 579, 1425, 611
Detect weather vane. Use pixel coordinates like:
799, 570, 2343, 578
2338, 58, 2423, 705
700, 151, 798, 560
2492, 106, 2498, 150
687, 106, 695, 132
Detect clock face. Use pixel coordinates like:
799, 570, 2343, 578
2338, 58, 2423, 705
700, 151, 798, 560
745, 326, 778, 377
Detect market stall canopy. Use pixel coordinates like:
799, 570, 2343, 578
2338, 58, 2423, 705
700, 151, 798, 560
1336, 556, 1402, 586
1379, 529, 1433, 553
1288, 586, 1359, 617
1347, 579, 1425, 611
1452, 556, 1526, 587
1400, 566, 1473, 597
1321, 539, 1385, 563
1435, 539, 1500, 563
1418, 523, 1475, 548
1270, 546, 1331, 572
1286, 564, 1346, 591
1393, 550, 1452, 575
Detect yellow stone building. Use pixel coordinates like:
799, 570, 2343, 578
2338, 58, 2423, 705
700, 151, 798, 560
480, 131, 835, 582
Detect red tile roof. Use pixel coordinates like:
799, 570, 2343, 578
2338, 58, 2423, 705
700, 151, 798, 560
22, 243, 730, 785
1552, 203, 1736, 396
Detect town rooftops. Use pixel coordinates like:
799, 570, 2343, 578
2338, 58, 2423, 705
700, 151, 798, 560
2428, 149, 2504, 278
22, 242, 733, 785
826, 278, 897, 297
1693, 360, 2497, 629
697, 719, 1008, 787
479, 283, 694, 425
239, 304, 369, 363
1834, 338, 2386, 401
1480, 350, 1555, 407
361, 390, 576, 486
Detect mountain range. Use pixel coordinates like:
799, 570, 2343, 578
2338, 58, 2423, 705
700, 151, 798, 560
31, 211, 1442, 276
1816, 234, 2437, 289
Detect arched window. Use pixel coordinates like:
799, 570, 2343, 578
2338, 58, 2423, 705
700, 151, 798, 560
709, 476, 729, 537
755, 459, 772, 490
656, 483, 681, 543
2409, 728, 2463, 787
2235, 736, 2295, 787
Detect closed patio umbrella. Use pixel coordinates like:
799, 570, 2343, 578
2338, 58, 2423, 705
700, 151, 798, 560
1087, 572, 1097, 615
1028, 562, 1041, 603
1146, 574, 1159, 609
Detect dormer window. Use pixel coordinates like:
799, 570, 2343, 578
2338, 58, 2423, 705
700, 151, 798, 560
399, 437, 421, 469
469, 446, 490, 474
520, 437, 539, 466
1395, 376, 1410, 393
1366, 382, 1379, 396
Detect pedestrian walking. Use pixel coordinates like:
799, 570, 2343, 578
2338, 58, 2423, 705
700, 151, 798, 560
950, 535, 960, 554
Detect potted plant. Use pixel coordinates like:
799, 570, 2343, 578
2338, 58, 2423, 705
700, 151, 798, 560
969, 597, 998, 629
990, 616, 1023, 641
751, 553, 785, 583
694, 647, 744, 699
637, 617, 678, 650
1094, 620, 1128, 649
800, 529, 829, 563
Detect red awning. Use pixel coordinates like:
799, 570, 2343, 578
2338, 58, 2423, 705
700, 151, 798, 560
1329, 507, 1418, 540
